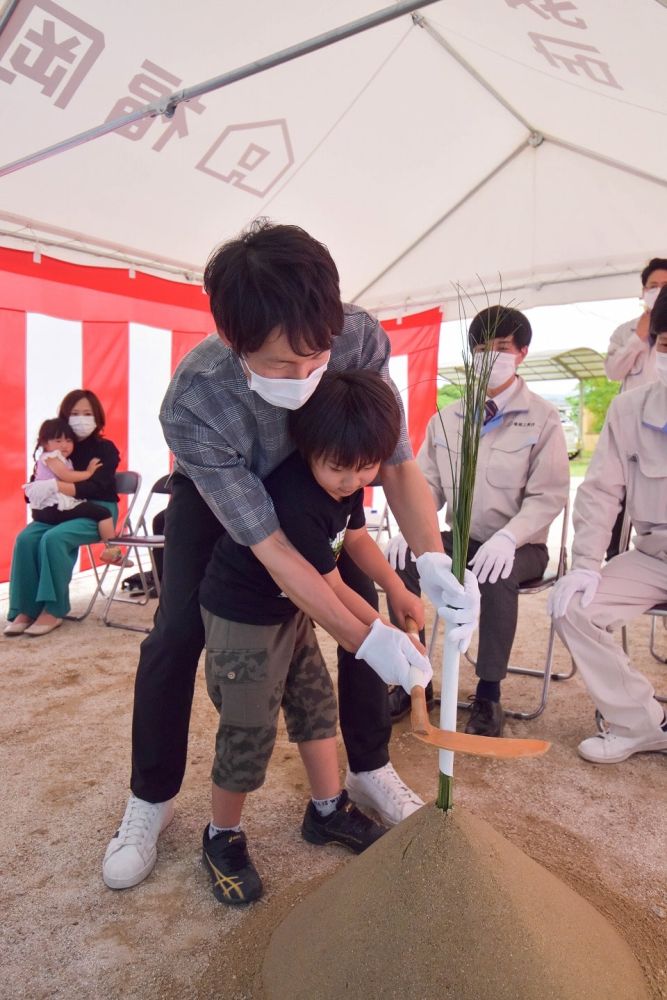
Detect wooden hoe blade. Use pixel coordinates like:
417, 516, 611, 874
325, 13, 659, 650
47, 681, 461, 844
404, 616, 550, 759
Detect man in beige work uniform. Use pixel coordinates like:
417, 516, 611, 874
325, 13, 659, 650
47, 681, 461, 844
549, 286, 667, 764
605, 257, 667, 393
604, 257, 667, 558
386, 306, 570, 736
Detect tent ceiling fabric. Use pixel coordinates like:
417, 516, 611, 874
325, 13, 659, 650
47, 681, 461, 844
439, 346, 607, 384
0, 0, 665, 315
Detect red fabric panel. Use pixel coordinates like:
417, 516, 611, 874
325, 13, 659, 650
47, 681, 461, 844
0, 310, 27, 580
0, 248, 212, 332
171, 329, 210, 373
382, 307, 443, 454
81, 322, 130, 570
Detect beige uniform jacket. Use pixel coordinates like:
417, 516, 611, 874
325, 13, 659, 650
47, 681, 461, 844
605, 318, 656, 392
572, 381, 667, 572
418, 378, 570, 547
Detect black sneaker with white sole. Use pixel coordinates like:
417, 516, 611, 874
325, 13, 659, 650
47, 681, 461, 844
202, 826, 263, 905
301, 790, 387, 854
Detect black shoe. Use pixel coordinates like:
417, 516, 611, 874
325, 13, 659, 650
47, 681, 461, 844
388, 681, 435, 724
202, 826, 263, 905
464, 697, 505, 738
301, 790, 387, 854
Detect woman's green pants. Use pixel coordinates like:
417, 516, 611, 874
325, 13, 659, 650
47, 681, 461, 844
8, 502, 118, 620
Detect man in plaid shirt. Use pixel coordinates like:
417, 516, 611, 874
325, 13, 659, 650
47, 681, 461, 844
103, 221, 480, 890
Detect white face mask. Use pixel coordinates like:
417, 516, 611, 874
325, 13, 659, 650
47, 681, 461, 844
643, 287, 661, 310
473, 351, 517, 390
654, 352, 667, 386
242, 357, 329, 410
68, 415, 97, 439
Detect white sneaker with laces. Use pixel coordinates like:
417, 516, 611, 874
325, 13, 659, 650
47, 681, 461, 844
345, 762, 423, 827
578, 724, 667, 764
103, 794, 175, 889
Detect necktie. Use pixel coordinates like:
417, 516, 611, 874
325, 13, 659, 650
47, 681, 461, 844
483, 399, 498, 425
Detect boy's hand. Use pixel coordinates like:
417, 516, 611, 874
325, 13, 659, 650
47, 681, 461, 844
355, 619, 433, 694
87, 457, 102, 473
384, 585, 425, 634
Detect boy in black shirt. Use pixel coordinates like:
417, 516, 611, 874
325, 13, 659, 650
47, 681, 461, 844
199, 371, 430, 905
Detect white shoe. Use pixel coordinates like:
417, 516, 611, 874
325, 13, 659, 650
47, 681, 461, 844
103, 795, 175, 889
345, 762, 423, 827
578, 724, 667, 764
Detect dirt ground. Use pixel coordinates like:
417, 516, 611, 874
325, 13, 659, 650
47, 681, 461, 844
1, 573, 666, 1000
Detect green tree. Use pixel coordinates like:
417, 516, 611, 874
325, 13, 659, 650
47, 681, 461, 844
437, 383, 463, 409
567, 377, 620, 434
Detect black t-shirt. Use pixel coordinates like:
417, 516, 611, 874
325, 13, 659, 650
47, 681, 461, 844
71, 436, 120, 502
200, 451, 366, 625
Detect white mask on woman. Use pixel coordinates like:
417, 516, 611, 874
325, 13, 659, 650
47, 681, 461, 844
242, 357, 329, 410
473, 351, 517, 389
654, 352, 667, 387
68, 415, 97, 439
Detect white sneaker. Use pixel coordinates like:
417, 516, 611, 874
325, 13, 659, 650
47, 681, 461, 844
103, 794, 175, 889
578, 724, 667, 764
345, 762, 423, 827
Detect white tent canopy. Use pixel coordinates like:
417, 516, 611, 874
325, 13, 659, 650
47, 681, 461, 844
1, 0, 666, 316
439, 346, 608, 384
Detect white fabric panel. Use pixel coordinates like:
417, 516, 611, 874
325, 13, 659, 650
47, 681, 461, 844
25, 313, 82, 508
128, 324, 171, 523
388, 353, 409, 432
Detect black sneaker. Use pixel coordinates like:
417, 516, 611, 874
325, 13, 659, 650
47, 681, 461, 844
464, 697, 505, 738
388, 681, 436, 724
301, 790, 387, 854
202, 826, 263, 905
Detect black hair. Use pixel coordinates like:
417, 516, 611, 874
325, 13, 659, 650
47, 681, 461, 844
34, 417, 75, 461
204, 219, 344, 356
58, 389, 106, 435
288, 370, 401, 470
468, 306, 532, 351
649, 286, 667, 345
641, 258, 667, 288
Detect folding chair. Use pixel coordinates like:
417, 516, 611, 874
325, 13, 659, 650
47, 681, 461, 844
101, 474, 172, 633
364, 486, 392, 546
67, 471, 142, 622
647, 604, 667, 674
428, 496, 574, 721
617, 514, 666, 701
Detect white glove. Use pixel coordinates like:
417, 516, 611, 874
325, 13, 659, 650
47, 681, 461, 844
416, 552, 481, 653
23, 479, 59, 508
356, 619, 433, 695
547, 568, 601, 619
383, 533, 415, 571
468, 529, 516, 585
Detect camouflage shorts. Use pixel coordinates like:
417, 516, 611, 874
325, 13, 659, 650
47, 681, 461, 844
201, 608, 338, 793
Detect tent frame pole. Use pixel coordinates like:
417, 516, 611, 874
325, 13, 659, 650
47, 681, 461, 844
0, 0, 439, 179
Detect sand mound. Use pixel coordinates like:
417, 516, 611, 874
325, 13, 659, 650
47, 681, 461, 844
263, 805, 648, 1000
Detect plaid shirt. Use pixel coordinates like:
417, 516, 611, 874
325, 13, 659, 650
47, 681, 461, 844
160, 303, 413, 545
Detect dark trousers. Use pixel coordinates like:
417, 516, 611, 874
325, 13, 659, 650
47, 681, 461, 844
388, 531, 548, 682
32, 500, 112, 526
130, 473, 390, 802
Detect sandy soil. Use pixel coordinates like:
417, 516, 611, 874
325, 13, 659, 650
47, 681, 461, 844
264, 807, 649, 1000
1, 573, 666, 1000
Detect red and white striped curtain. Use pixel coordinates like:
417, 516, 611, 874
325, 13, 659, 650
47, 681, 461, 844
0, 249, 440, 580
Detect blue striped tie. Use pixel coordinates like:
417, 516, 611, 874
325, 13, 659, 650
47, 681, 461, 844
484, 399, 498, 424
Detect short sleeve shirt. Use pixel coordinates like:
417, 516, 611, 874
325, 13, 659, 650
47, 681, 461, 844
199, 451, 365, 625
160, 303, 412, 546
